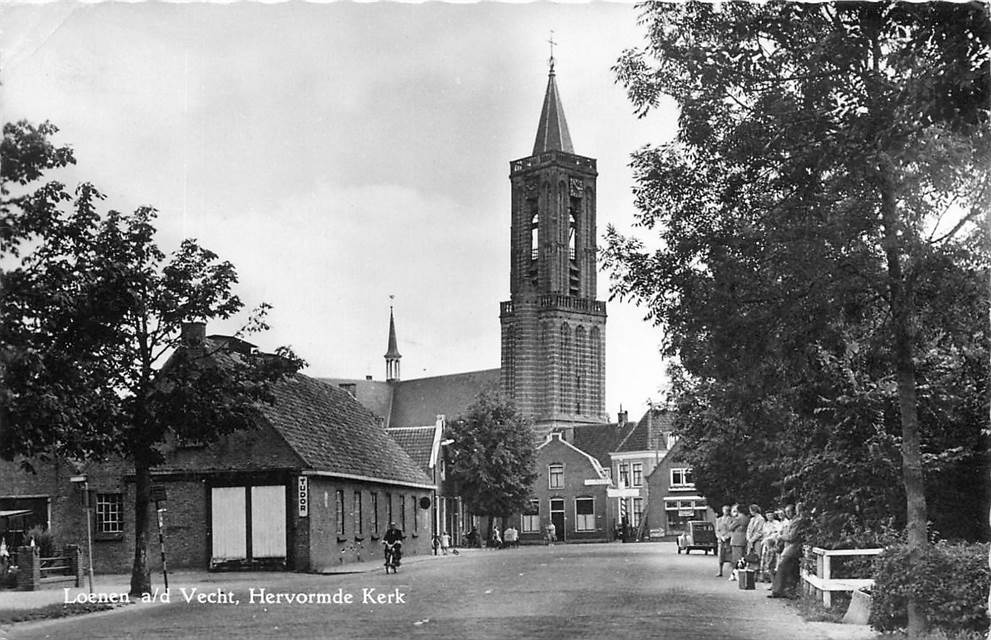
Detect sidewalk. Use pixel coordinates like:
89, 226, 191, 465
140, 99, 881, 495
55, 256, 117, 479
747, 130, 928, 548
0, 547, 478, 611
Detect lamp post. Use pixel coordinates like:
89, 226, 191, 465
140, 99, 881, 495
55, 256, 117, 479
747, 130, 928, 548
69, 475, 94, 594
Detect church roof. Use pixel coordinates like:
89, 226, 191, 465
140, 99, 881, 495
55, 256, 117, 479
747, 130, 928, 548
389, 368, 500, 427
532, 67, 574, 155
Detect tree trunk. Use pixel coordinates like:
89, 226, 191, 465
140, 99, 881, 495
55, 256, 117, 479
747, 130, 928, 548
879, 160, 928, 638
129, 455, 152, 597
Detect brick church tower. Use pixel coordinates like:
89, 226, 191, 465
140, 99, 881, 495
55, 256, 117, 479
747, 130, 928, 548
500, 59, 608, 441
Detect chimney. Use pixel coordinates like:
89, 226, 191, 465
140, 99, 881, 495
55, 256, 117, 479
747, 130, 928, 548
181, 321, 206, 347
365, 375, 373, 381
618, 407, 628, 425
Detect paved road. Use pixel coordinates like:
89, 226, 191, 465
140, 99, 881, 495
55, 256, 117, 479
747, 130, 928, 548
7, 543, 875, 640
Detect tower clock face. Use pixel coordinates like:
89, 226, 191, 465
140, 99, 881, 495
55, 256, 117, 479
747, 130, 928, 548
569, 177, 583, 197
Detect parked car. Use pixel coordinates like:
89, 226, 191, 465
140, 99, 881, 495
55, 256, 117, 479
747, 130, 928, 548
676, 521, 717, 555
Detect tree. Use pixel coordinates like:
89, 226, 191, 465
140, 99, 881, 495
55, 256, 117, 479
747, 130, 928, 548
1, 120, 304, 596
607, 5, 989, 635
445, 392, 537, 540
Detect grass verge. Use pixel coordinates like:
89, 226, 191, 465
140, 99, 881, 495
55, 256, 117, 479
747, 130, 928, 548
0, 601, 121, 625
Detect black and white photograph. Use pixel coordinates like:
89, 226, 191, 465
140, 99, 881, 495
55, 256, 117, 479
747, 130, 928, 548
0, 2, 988, 640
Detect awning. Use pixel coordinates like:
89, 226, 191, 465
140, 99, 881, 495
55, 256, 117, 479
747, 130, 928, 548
0, 509, 33, 519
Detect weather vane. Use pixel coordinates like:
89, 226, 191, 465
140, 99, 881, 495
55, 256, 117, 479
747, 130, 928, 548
389, 293, 395, 309
547, 30, 557, 72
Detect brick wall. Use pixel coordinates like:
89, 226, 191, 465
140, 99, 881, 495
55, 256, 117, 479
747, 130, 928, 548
305, 477, 431, 571
512, 435, 612, 543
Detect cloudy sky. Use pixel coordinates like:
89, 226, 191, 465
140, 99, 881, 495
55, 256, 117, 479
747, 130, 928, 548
2, 2, 680, 419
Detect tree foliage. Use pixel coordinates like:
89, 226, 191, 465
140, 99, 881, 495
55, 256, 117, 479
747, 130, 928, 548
606, 1, 990, 572
446, 392, 537, 528
0, 120, 304, 595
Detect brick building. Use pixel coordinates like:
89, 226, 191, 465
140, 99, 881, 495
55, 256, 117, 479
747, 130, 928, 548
514, 432, 613, 544
0, 333, 436, 574
644, 437, 717, 540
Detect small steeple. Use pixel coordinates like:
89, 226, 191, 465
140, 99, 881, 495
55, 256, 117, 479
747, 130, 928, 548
532, 32, 574, 155
385, 299, 401, 382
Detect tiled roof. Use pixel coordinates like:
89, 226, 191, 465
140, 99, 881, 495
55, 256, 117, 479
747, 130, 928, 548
260, 374, 433, 487
385, 425, 436, 475
533, 68, 574, 154
571, 422, 629, 467
615, 408, 676, 453
389, 369, 500, 427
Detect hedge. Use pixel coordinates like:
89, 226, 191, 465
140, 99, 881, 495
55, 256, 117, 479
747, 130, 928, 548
870, 541, 990, 634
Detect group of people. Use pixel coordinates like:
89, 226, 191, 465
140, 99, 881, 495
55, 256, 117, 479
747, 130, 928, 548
488, 525, 520, 549
714, 502, 810, 599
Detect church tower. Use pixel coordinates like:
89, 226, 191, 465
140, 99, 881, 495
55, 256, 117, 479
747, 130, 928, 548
500, 57, 608, 441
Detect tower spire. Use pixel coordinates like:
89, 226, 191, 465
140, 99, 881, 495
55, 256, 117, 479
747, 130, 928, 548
385, 296, 401, 382
532, 33, 574, 155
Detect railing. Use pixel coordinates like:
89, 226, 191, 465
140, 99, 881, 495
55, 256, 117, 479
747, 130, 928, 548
538, 295, 606, 314
510, 152, 597, 174
801, 547, 882, 608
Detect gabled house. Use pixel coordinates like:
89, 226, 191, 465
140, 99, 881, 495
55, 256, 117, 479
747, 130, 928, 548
514, 432, 613, 544
386, 418, 466, 548
644, 437, 716, 539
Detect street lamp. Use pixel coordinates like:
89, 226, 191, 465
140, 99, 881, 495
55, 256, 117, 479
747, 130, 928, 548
69, 475, 94, 594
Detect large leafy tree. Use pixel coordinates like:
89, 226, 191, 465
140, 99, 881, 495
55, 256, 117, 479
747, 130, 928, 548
1, 120, 304, 596
607, 5, 989, 635
446, 392, 537, 539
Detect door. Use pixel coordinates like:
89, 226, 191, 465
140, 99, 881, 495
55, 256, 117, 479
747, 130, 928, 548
251, 485, 287, 558
550, 498, 565, 542
211, 487, 247, 561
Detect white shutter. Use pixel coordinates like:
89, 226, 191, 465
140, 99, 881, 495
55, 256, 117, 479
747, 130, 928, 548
211, 487, 247, 561
250, 485, 287, 558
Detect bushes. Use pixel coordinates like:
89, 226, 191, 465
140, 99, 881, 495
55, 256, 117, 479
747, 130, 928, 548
870, 542, 990, 634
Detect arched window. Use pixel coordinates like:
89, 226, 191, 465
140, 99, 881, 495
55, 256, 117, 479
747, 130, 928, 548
568, 211, 578, 261
559, 323, 571, 412
575, 326, 585, 414
530, 212, 539, 261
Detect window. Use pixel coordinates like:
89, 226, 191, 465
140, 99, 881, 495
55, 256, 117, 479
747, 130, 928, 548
568, 210, 578, 260
413, 498, 419, 533
352, 491, 362, 536
95, 493, 123, 534
400, 495, 406, 532
618, 463, 630, 488
575, 497, 595, 532
632, 498, 644, 527
670, 468, 694, 489
530, 212, 539, 260
548, 464, 564, 489
371, 492, 379, 534
335, 490, 345, 536
632, 462, 643, 487
521, 499, 540, 533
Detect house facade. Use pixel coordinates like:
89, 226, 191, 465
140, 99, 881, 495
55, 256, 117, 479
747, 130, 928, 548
644, 438, 717, 540
513, 432, 613, 544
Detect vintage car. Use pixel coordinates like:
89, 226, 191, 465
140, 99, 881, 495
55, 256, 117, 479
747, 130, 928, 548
676, 520, 717, 555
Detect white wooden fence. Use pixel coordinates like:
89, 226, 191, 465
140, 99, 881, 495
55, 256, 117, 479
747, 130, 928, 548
800, 547, 883, 608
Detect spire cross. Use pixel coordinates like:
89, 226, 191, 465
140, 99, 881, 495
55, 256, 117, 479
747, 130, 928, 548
547, 30, 557, 71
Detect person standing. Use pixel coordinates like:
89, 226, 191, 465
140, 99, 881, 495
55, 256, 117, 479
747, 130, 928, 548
440, 531, 451, 555
746, 504, 766, 556
545, 520, 557, 545
715, 505, 732, 577
728, 504, 750, 581
769, 502, 808, 598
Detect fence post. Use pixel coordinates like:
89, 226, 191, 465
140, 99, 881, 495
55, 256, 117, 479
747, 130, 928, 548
16, 546, 40, 591
65, 544, 83, 587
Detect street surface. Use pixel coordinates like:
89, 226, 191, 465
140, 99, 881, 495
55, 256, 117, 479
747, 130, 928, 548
7, 542, 873, 640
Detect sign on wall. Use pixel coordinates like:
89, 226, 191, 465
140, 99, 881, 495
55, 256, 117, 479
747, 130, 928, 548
297, 476, 309, 517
